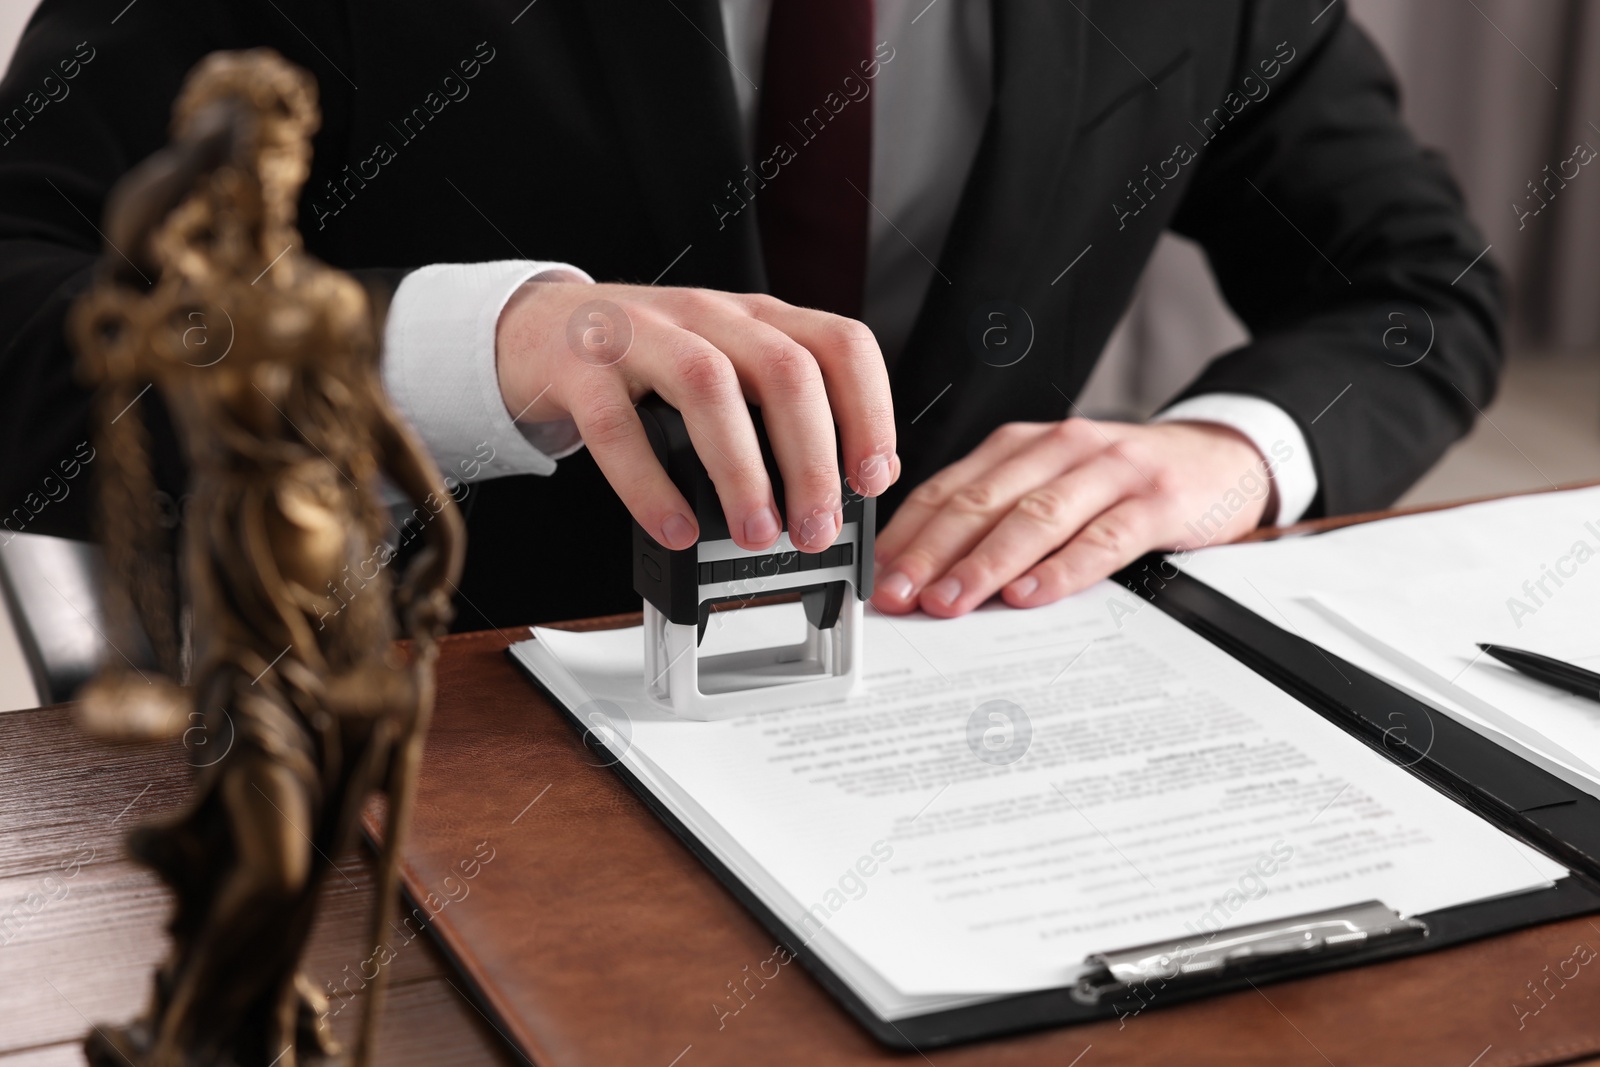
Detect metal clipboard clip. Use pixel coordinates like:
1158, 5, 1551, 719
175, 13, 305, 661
1071, 900, 1428, 1004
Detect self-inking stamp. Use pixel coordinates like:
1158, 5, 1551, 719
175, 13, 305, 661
633, 395, 875, 719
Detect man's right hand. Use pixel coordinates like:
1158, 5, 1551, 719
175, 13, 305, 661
495, 281, 899, 553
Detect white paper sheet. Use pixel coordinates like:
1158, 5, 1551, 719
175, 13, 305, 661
1312, 567, 1600, 781
510, 581, 1563, 1014
1179, 485, 1600, 793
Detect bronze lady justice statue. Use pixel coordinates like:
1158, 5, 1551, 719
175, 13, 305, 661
71, 50, 465, 1066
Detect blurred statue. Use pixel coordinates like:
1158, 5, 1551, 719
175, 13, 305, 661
69, 49, 465, 1067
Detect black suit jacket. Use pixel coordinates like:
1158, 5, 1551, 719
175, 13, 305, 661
0, 0, 1502, 628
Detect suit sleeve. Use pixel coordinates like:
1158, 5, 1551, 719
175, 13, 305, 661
1168, 5, 1504, 517
0, 0, 367, 542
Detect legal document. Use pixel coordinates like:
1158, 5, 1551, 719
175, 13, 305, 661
1181, 485, 1600, 795
511, 581, 1563, 1018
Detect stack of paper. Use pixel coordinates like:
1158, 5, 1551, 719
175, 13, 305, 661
510, 581, 1564, 1016
1179, 485, 1600, 797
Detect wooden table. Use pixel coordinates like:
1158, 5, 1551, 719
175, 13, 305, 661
7, 484, 1600, 1065
0, 705, 515, 1066
9, 682, 1600, 1067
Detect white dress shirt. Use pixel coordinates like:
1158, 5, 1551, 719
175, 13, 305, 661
380, 0, 1317, 525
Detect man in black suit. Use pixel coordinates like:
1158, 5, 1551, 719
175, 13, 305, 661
0, 0, 1501, 629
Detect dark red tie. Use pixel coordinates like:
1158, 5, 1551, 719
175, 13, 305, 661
756, 0, 874, 318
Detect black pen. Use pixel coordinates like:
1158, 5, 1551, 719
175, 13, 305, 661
1477, 643, 1600, 703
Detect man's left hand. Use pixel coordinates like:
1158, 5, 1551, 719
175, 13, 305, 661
871, 419, 1276, 617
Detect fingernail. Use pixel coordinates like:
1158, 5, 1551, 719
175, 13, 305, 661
880, 571, 914, 601
661, 513, 696, 549
926, 576, 962, 606
795, 509, 833, 548
744, 506, 780, 545
1008, 575, 1040, 599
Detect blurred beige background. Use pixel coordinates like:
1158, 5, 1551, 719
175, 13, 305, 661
1, 0, 1597, 710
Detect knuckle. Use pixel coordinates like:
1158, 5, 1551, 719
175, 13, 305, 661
1053, 418, 1097, 448
581, 400, 638, 448
1149, 465, 1187, 498
957, 553, 999, 588
1032, 558, 1072, 590
865, 400, 898, 435
671, 343, 734, 398
1016, 487, 1069, 525
987, 421, 1029, 446
960, 559, 998, 591
818, 316, 880, 359
890, 547, 939, 581
950, 482, 998, 515
1079, 514, 1137, 557
908, 477, 954, 510
742, 292, 786, 316
796, 459, 842, 499
670, 287, 722, 316
1111, 437, 1155, 468
754, 338, 819, 389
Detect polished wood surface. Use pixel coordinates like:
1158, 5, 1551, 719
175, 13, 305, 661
0, 705, 514, 1066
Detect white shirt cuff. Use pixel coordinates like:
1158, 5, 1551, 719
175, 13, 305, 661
381, 260, 592, 485
1150, 393, 1317, 526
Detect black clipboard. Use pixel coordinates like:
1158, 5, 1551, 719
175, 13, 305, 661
509, 553, 1600, 1049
